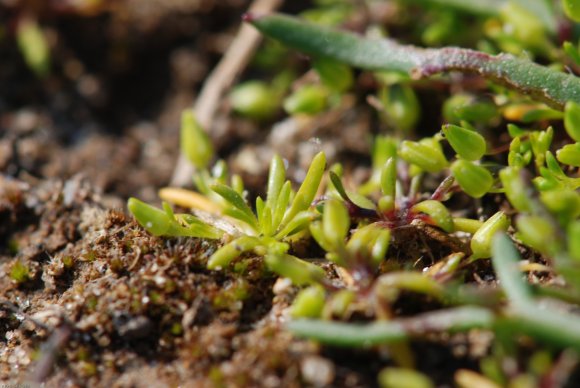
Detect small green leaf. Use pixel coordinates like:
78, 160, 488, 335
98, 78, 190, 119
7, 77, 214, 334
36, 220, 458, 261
373, 136, 399, 169
266, 154, 286, 210
211, 184, 257, 228
565, 102, 580, 142
545, 151, 565, 178
557, 142, 580, 167
327, 289, 356, 318
491, 233, 533, 305
207, 236, 261, 270
563, 41, 580, 66
515, 215, 559, 255
399, 140, 448, 173
378, 83, 420, 132
290, 285, 326, 318
563, 0, 580, 22
129, 198, 221, 239
380, 157, 397, 198
529, 127, 553, 169
273, 181, 292, 229
540, 189, 580, 220
455, 100, 499, 124
313, 57, 353, 92
17, 18, 50, 77
231, 174, 245, 195
162, 202, 176, 222
256, 197, 274, 236
499, 167, 533, 212
265, 253, 325, 285
378, 368, 434, 388
450, 160, 493, 198
222, 207, 258, 230
507, 123, 527, 138
378, 195, 395, 214
275, 211, 317, 239
281, 152, 326, 226
442, 124, 486, 161
470, 211, 510, 260
310, 221, 336, 257
128, 197, 171, 236
568, 221, 580, 260
323, 199, 350, 249
329, 171, 351, 202
181, 110, 214, 169
230, 80, 279, 120
283, 85, 328, 115
411, 200, 454, 232
370, 229, 391, 268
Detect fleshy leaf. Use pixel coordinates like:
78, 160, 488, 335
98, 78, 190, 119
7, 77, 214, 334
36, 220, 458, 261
248, 13, 577, 109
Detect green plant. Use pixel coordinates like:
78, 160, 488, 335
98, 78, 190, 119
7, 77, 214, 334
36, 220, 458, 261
126, 3, 580, 385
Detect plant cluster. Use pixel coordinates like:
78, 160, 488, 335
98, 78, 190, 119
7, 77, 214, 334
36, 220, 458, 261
129, 0, 580, 385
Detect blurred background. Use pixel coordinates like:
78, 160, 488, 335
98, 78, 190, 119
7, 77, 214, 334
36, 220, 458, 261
0, 0, 309, 201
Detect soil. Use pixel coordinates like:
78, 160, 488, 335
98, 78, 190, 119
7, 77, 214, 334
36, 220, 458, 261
0, 1, 539, 387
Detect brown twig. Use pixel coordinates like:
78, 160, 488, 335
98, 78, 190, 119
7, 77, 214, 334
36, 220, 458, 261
170, 0, 284, 187
28, 323, 73, 383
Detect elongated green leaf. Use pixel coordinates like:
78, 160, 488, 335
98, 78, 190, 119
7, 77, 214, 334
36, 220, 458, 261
128, 198, 222, 239
406, 0, 505, 16
323, 199, 350, 248
266, 154, 286, 210
491, 233, 533, 306
181, 111, 214, 169
275, 211, 318, 239
310, 221, 336, 256
256, 197, 274, 236
375, 272, 444, 301
128, 198, 170, 236
281, 152, 326, 226
329, 171, 351, 203
211, 183, 257, 228
470, 211, 510, 260
287, 306, 494, 347
248, 14, 577, 109
503, 307, 580, 351
380, 158, 397, 198
265, 253, 325, 285
273, 181, 292, 229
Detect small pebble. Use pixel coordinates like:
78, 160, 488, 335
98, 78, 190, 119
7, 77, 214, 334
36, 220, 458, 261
300, 355, 335, 387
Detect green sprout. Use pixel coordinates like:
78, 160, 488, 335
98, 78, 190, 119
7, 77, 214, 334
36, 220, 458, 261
207, 151, 326, 270
16, 17, 50, 77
